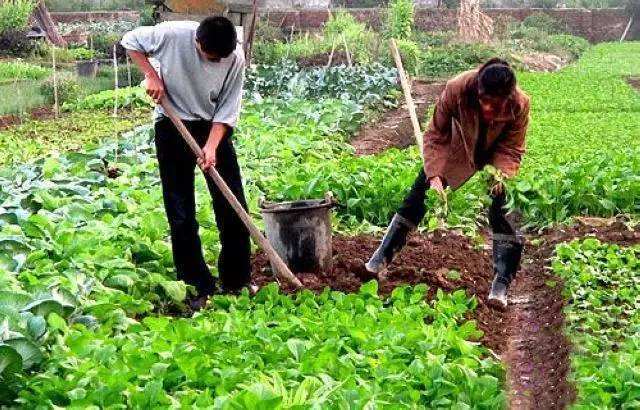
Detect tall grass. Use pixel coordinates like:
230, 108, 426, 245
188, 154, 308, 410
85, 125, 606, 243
0, 61, 50, 82
0, 81, 45, 115
0, 0, 35, 33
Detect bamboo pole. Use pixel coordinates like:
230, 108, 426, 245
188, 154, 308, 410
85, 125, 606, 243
112, 45, 119, 118
389, 38, 423, 157
341, 33, 352, 67
244, 0, 259, 66
620, 13, 635, 43
159, 100, 303, 289
325, 38, 337, 68
52, 46, 58, 118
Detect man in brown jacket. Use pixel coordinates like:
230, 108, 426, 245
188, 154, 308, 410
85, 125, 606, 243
366, 58, 531, 307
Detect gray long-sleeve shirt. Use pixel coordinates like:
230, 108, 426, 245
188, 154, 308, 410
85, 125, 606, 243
121, 21, 245, 126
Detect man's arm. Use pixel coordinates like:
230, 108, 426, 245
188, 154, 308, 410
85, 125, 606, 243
128, 50, 165, 103
121, 25, 168, 103
200, 56, 246, 171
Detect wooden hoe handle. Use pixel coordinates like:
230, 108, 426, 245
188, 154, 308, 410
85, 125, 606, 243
160, 100, 303, 289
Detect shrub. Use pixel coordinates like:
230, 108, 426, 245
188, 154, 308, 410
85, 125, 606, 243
62, 87, 152, 111
534, 34, 590, 59
40, 72, 81, 105
0, 61, 50, 81
69, 47, 98, 60
139, 4, 155, 26
36, 44, 77, 63
323, 12, 378, 64
96, 64, 145, 87
0, 0, 35, 34
522, 12, 564, 34
383, 38, 422, 75
92, 33, 123, 58
493, 15, 518, 40
509, 24, 548, 43
385, 0, 414, 40
412, 31, 454, 47
420, 43, 500, 77
0, 29, 35, 57
324, 11, 364, 37
255, 22, 284, 42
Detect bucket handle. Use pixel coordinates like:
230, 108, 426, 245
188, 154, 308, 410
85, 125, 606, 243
259, 192, 338, 209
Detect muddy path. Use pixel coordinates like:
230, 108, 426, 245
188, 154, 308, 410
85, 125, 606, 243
251, 221, 640, 409
350, 80, 445, 156
507, 221, 640, 409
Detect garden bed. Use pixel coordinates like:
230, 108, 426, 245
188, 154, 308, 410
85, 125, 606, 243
252, 222, 640, 408
297, 51, 352, 67
351, 80, 445, 155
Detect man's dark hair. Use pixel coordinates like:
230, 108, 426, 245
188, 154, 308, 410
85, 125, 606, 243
196, 16, 237, 58
477, 58, 516, 98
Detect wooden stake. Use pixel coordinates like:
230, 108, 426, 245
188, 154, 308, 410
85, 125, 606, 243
389, 38, 423, 158
244, 0, 259, 66
325, 38, 336, 68
341, 33, 352, 67
620, 13, 635, 43
52, 46, 58, 117
112, 45, 119, 117
159, 100, 303, 290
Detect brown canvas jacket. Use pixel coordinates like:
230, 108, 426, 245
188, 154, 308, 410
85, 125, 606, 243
423, 69, 531, 190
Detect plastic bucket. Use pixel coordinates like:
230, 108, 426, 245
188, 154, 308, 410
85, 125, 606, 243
260, 193, 335, 274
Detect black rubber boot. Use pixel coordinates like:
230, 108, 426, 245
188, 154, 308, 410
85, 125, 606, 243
365, 214, 416, 276
488, 233, 524, 308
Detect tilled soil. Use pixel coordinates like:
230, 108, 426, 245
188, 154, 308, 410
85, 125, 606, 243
0, 114, 21, 130
507, 221, 639, 409
0, 107, 57, 131
297, 51, 351, 68
253, 231, 507, 353
251, 222, 640, 409
350, 80, 445, 156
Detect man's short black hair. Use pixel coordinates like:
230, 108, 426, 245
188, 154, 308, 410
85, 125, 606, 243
196, 16, 237, 58
478, 58, 516, 98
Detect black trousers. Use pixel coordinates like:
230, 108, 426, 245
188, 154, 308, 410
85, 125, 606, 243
154, 117, 251, 295
396, 168, 516, 235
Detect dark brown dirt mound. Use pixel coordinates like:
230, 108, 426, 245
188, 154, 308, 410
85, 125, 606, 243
297, 51, 351, 68
252, 231, 508, 354
29, 106, 56, 121
0, 107, 58, 131
628, 76, 640, 92
351, 80, 445, 156
0, 114, 21, 130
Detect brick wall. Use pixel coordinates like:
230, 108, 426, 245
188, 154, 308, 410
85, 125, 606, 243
50, 11, 140, 24
264, 7, 637, 43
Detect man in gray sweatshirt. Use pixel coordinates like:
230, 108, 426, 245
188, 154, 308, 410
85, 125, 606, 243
122, 16, 250, 309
